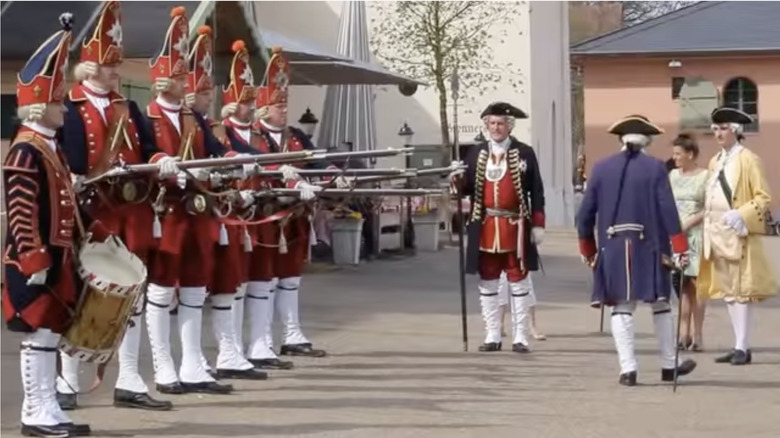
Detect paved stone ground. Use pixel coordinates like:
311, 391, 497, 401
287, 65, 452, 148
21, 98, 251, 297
2, 231, 780, 438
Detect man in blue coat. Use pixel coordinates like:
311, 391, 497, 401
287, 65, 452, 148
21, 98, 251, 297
576, 115, 697, 386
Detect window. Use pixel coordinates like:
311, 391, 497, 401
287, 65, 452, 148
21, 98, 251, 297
671, 77, 685, 100
723, 77, 758, 132
1, 94, 18, 139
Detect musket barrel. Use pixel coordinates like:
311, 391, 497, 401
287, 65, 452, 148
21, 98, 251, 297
256, 188, 445, 197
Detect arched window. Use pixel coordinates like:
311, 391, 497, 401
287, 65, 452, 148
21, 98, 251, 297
723, 77, 759, 132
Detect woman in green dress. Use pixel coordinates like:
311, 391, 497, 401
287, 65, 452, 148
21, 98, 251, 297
669, 134, 709, 351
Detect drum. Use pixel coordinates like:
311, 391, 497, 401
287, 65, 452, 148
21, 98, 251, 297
59, 236, 148, 363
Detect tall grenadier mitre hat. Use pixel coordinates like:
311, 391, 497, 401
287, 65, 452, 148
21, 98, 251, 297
710, 107, 753, 125
607, 115, 664, 136
222, 40, 256, 105
256, 46, 290, 109
17, 13, 74, 107
480, 102, 528, 119
149, 6, 190, 81
187, 25, 214, 95
80, 1, 123, 65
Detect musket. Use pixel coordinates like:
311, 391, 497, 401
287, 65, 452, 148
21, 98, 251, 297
259, 168, 408, 179
253, 188, 445, 198
329, 165, 467, 186
83, 147, 414, 185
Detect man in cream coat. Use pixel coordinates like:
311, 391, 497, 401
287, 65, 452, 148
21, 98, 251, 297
699, 107, 778, 366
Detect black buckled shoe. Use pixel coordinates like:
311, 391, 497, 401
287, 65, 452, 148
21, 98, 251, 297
57, 422, 92, 436
715, 349, 752, 364
113, 389, 173, 411
156, 382, 184, 395
21, 424, 69, 438
180, 381, 233, 394
511, 343, 530, 353
248, 358, 294, 370
619, 371, 637, 387
215, 368, 269, 380
661, 359, 697, 381
731, 349, 752, 365
56, 392, 77, 411
478, 342, 502, 352
280, 343, 327, 357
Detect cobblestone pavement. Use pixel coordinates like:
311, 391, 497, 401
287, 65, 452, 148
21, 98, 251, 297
2, 232, 779, 438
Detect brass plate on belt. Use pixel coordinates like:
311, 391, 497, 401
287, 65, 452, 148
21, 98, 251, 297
121, 181, 138, 202
192, 194, 207, 213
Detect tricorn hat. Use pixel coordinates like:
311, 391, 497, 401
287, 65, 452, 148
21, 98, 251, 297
480, 102, 528, 119
711, 107, 753, 125
608, 115, 664, 136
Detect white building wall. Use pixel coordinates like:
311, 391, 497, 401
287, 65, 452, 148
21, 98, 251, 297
252, 1, 573, 226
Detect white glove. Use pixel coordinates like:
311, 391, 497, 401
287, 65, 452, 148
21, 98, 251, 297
448, 160, 466, 179
580, 255, 596, 268
209, 173, 226, 187
157, 156, 180, 178
239, 190, 255, 209
723, 209, 748, 236
295, 181, 322, 201
70, 174, 86, 194
279, 165, 300, 183
334, 175, 353, 189
191, 168, 211, 182
531, 227, 545, 245
235, 153, 259, 178
26, 269, 48, 286
176, 171, 188, 189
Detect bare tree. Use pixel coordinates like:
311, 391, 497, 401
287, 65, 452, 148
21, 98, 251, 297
370, 1, 523, 147
621, 1, 698, 26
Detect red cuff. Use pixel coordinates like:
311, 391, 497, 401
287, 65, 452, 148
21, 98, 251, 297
532, 211, 545, 228
18, 247, 52, 276
670, 233, 689, 254
149, 152, 169, 164
224, 151, 238, 158
286, 179, 300, 189
579, 238, 597, 259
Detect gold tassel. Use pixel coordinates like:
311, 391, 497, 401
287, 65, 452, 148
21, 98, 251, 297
219, 223, 229, 246
278, 231, 288, 254
153, 215, 162, 239
243, 227, 252, 252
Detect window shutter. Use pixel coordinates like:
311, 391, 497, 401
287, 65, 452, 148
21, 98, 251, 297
679, 78, 718, 131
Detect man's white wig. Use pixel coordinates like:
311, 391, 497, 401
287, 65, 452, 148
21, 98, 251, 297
607, 115, 663, 151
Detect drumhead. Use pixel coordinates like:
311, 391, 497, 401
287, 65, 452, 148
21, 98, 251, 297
80, 243, 147, 287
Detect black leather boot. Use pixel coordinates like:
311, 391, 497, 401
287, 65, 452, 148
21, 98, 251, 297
280, 343, 327, 357
619, 371, 637, 386
248, 358, 294, 370
114, 389, 173, 410
661, 359, 697, 381
478, 342, 502, 352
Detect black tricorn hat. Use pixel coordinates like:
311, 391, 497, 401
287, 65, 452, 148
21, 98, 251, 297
711, 107, 753, 124
607, 115, 664, 136
480, 102, 528, 119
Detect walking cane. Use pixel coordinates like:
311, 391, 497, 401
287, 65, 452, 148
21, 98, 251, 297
673, 268, 685, 393
599, 305, 605, 333
452, 68, 468, 352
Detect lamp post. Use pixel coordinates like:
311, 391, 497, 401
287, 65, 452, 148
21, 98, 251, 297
398, 121, 414, 146
397, 121, 415, 251
298, 107, 319, 139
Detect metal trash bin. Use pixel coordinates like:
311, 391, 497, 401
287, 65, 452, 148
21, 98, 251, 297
330, 218, 365, 265
412, 212, 440, 252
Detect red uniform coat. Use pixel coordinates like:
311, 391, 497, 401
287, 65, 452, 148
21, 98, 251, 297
61, 85, 160, 262
3, 129, 79, 333
145, 102, 230, 287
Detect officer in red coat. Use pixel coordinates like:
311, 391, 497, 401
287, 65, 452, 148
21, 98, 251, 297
2, 13, 91, 438
56, 0, 178, 412
143, 6, 233, 395
247, 48, 349, 361
192, 36, 267, 380
460, 102, 546, 354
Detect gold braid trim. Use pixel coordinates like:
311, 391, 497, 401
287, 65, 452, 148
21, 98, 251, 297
508, 149, 530, 219
470, 149, 489, 223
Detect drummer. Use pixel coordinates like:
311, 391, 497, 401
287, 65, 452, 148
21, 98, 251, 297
57, 0, 179, 412
2, 13, 92, 438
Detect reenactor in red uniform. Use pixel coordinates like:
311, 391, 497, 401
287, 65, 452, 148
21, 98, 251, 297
247, 48, 349, 362
56, 1, 178, 412
460, 102, 546, 354
143, 6, 234, 395
2, 13, 92, 438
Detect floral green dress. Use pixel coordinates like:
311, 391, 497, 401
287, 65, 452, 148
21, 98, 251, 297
669, 168, 709, 277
